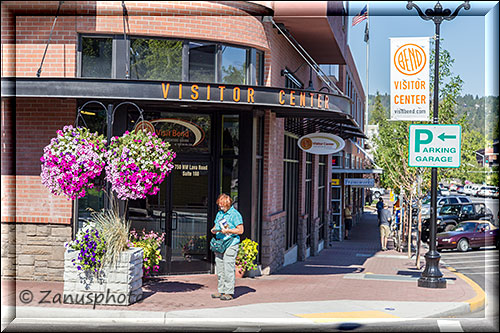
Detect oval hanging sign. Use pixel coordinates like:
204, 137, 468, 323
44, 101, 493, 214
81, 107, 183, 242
297, 133, 345, 155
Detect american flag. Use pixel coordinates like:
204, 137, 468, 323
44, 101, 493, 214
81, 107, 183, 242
352, 5, 368, 27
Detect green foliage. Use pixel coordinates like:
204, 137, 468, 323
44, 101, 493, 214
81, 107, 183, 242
222, 65, 245, 84
66, 224, 106, 273
236, 238, 258, 271
90, 207, 131, 268
129, 229, 165, 277
130, 39, 183, 80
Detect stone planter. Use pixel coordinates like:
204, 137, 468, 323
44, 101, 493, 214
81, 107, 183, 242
63, 247, 144, 306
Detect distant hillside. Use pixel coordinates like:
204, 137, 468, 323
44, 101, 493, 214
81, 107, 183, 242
368, 93, 499, 140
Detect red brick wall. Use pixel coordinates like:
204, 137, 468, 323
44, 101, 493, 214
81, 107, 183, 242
2, 1, 270, 78
1, 98, 75, 225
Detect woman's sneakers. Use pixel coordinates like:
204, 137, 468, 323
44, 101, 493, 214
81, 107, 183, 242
211, 293, 233, 300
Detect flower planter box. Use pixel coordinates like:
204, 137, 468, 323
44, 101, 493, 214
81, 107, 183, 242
63, 247, 144, 306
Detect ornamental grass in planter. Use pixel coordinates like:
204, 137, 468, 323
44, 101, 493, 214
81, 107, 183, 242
64, 207, 143, 306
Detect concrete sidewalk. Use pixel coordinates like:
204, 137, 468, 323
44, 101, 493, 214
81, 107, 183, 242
1, 207, 487, 329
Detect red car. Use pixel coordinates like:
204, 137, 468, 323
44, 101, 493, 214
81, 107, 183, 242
437, 221, 499, 252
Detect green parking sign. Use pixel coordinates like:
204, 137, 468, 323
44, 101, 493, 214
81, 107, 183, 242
409, 124, 461, 168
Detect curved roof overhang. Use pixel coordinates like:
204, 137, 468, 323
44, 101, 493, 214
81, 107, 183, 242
272, 1, 347, 64
1, 77, 365, 139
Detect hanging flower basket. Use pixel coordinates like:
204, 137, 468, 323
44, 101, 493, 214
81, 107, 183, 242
105, 129, 176, 200
40, 125, 107, 200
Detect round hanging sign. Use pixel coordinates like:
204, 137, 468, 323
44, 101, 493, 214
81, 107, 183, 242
297, 133, 345, 155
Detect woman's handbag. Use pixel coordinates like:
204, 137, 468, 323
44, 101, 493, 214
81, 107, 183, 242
210, 236, 233, 253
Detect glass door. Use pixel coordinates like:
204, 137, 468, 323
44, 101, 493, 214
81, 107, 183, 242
165, 160, 211, 274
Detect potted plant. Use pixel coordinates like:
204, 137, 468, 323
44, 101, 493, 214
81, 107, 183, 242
64, 208, 144, 305
129, 229, 165, 277
235, 238, 259, 278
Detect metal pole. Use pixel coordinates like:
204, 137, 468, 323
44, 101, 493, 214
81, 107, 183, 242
407, 0, 470, 288
418, 19, 447, 289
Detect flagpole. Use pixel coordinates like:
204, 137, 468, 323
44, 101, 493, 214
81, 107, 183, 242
365, 2, 370, 136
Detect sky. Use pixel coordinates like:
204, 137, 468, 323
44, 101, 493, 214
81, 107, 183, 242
347, 1, 499, 97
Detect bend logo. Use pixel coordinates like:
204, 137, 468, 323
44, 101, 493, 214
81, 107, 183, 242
394, 43, 427, 76
134, 120, 155, 134
297, 133, 345, 155
134, 119, 205, 146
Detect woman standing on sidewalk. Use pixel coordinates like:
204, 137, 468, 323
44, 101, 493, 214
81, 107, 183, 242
210, 194, 244, 301
344, 204, 353, 240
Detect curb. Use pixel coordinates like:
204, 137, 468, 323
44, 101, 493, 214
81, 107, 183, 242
446, 265, 486, 313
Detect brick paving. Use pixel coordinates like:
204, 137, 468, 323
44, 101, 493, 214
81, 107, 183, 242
2, 208, 477, 313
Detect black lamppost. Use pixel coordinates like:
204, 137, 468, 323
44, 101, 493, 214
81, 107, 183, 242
406, 1, 470, 289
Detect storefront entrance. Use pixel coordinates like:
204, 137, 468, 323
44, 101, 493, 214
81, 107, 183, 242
126, 111, 214, 275
164, 159, 211, 274
75, 103, 249, 276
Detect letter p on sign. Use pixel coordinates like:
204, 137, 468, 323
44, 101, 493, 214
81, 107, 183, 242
415, 129, 432, 152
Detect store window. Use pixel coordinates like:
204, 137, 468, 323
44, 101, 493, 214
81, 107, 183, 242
75, 105, 107, 232
305, 153, 313, 247
79, 35, 263, 86
318, 155, 326, 241
220, 115, 239, 206
221, 46, 247, 85
255, 51, 264, 85
81, 37, 112, 78
283, 132, 299, 250
332, 152, 343, 168
189, 42, 216, 83
130, 38, 183, 80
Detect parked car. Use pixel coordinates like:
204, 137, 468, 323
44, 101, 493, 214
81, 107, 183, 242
370, 187, 386, 199
449, 184, 458, 192
470, 184, 482, 197
463, 184, 476, 195
477, 186, 499, 198
419, 196, 472, 220
437, 221, 499, 252
456, 185, 464, 194
422, 202, 494, 242
440, 185, 451, 196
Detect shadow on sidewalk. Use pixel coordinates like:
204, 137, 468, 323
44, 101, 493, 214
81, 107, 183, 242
234, 286, 256, 299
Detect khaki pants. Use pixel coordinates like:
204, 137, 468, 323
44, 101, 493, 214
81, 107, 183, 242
215, 244, 239, 295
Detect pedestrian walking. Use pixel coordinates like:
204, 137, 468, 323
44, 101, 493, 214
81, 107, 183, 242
210, 194, 244, 301
376, 197, 384, 223
378, 203, 392, 251
344, 204, 353, 240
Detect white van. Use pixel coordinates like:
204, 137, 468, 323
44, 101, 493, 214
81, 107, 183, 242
463, 184, 474, 195
470, 184, 482, 197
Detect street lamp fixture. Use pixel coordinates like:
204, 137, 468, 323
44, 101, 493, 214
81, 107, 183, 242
406, 1, 470, 289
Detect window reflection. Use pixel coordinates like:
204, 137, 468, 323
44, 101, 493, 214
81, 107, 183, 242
81, 37, 112, 78
131, 38, 182, 80
221, 46, 247, 84
222, 115, 239, 156
189, 42, 216, 82
76, 105, 107, 231
221, 158, 238, 209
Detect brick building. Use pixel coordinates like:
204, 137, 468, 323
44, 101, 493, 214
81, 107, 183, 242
1, 1, 369, 281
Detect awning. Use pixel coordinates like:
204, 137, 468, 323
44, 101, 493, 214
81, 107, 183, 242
2, 77, 365, 140
283, 118, 366, 140
332, 168, 383, 174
